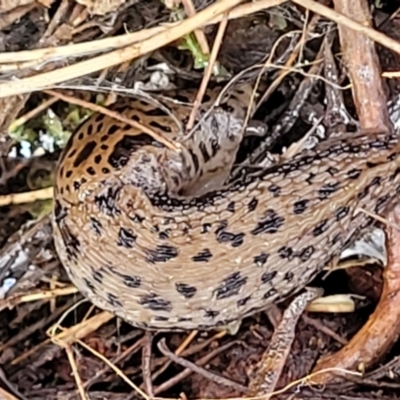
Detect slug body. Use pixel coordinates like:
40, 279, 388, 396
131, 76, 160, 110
52, 87, 400, 330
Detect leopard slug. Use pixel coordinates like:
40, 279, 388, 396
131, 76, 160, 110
52, 85, 400, 331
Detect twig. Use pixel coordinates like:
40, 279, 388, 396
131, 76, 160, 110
0, 0, 285, 64
84, 337, 146, 390
44, 89, 180, 151
64, 345, 88, 400
9, 96, 58, 131
157, 338, 247, 394
186, 13, 229, 131
255, 11, 322, 109
181, 0, 210, 55
290, 0, 400, 55
142, 331, 154, 396
312, 203, 400, 384
153, 334, 231, 395
332, 0, 390, 130
248, 288, 322, 397
0, 0, 245, 97
0, 366, 29, 400
0, 187, 53, 207
77, 339, 149, 399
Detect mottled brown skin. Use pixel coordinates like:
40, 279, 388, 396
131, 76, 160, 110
52, 85, 400, 331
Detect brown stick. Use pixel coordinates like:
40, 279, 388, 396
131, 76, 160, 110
332, 0, 390, 131
309, 0, 396, 384
312, 205, 400, 384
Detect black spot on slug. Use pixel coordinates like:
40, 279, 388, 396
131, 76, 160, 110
216, 230, 245, 247
204, 309, 219, 318
312, 218, 329, 237
263, 288, 278, 299
248, 197, 258, 212
335, 206, 350, 221
73, 141, 97, 168
199, 141, 211, 163
251, 209, 285, 235
268, 184, 281, 197
253, 252, 269, 267
146, 244, 179, 263
107, 125, 119, 136
92, 270, 103, 283
108, 293, 123, 307
138, 293, 172, 312
278, 246, 294, 260
175, 283, 197, 298
58, 224, 81, 260
227, 201, 235, 212
192, 248, 213, 262
318, 182, 341, 200
214, 272, 247, 300
237, 296, 251, 307
261, 270, 277, 284
347, 168, 362, 179
117, 227, 137, 248
298, 245, 314, 262
293, 199, 309, 215
89, 217, 103, 236
108, 266, 141, 288
53, 200, 67, 223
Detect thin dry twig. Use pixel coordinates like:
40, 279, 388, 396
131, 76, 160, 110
0, 286, 79, 310
9, 96, 58, 131
0, 0, 245, 97
77, 339, 149, 399
290, 0, 400, 55
64, 344, 89, 400
0, 187, 53, 207
0, 0, 285, 65
142, 331, 154, 396
0, 370, 28, 400
44, 89, 181, 151
157, 338, 247, 393
152, 332, 227, 394
180, 0, 210, 55
186, 12, 229, 131
0, 299, 77, 353
255, 11, 322, 110
84, 337, 146, 390
302, 315, 348, 346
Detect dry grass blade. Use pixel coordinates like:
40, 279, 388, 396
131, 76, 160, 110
0, 387, 20, 400
77, 339, 150, 400
186, 13, 228, 131
0, 187, 53, 207
0, 0, 244, 98
180, 0, 210, 55
0, 0, 285, 64
0, 286, 79, 310
291, 0, 400, 54
45, 89, 180, 151
9, 96, 58, 131
64, 344, 89, 400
